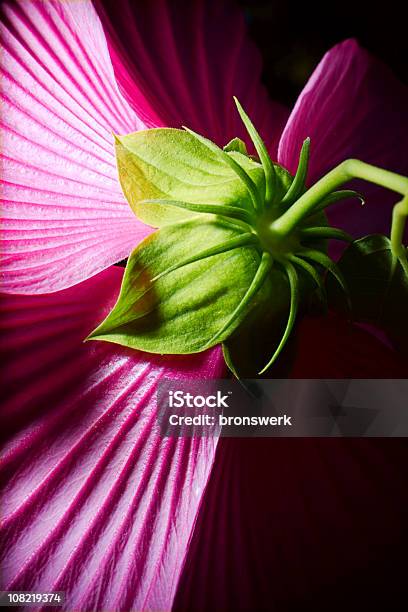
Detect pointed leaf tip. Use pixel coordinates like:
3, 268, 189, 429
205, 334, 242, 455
223, 137, 248, 155
233, 97, 277, 207
282, 138, 311, 205
309, 190, 365, 216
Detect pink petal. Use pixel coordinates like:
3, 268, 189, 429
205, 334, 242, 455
278, 39, 408, 240
0, 0, 150, 294
0, 266, 224, 611
1, 0, 288, 295
95, 0, 288, 154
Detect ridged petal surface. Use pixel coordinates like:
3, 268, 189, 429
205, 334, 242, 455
0, 0, 149, 294
1, 0, 289, 296
278, 39, 408, 242
0, 267, 224, 611
95, 0, 288, 153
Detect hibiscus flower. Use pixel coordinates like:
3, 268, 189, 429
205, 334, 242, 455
1, 1, 407, 612
0, 2, 282, 609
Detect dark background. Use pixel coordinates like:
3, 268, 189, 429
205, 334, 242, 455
239, 0, 407, 106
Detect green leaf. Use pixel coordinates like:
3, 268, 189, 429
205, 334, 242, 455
328, 234, 408, 354
184, 127, 263, 213
223, 137, 248, 155
151, 231, 258, 281
115, 128, 265, 228
205, 251, 273, 347
88, 216, 268, 354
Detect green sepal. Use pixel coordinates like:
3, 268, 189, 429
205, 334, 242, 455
205, 251, 273, 347
221, 268, 291, 378
152, 232, 258, 281
87, 217, 266, 354
288, 254, 327, 306
301, 248, 349, 304
300, 226, 353, 243
328, 234, 408, 355
258, 262, 299, 374
183, 126, 263, 213
309, 190, 364, 215
139, 198, 255, 227
262, 164, 295, 217
115, 128, 264, 227
281, 138, 310, 205
222, 261, 318, 378
233, 96, 276, 206
222, 309, 290, 379
223, 137, 248, 155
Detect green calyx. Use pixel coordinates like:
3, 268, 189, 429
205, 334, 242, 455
88, 98, 408, 378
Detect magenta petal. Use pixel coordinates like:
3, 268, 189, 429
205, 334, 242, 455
95, 0, 288, 154
278, 39, 408, 239
0, 267, 224, 611
0, 0, 151, 294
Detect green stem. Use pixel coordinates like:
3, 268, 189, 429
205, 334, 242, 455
271, 159, 408, 261
391, 195, 408, 274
